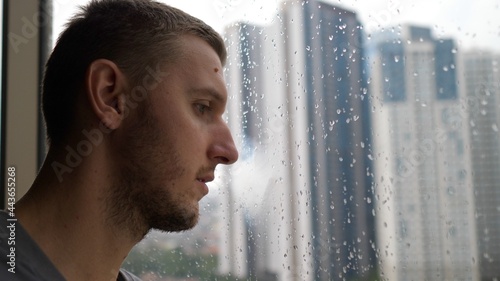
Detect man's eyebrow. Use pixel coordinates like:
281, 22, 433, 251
189, 88, 226, 103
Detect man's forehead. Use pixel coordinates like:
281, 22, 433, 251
177, 35, 224, 67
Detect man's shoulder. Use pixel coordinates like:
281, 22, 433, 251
0, 210, 66, 280
0, 211, 142, 281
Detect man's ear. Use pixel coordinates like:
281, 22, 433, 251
86, 59, 127, 130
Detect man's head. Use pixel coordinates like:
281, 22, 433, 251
42, 0, 227, 146
42, 0, 238, 238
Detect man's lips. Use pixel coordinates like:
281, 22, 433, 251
196, 173, 214, 196
196, 174, 214, 183
195, 167, 215, 197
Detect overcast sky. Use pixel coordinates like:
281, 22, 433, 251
53, 0, 500, 51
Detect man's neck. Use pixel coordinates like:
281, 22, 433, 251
15, 149, 141, 281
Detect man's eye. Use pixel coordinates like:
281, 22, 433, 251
196, 103, 211, 114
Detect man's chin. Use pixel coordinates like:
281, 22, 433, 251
152, 223, 198, 233
149, 212, 199, 233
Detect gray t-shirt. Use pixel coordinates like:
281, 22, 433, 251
0, 211, 141, 280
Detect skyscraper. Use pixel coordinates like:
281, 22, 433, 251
370, 26, 479, 281
221, 18, 312, 281
221, 0, 377, 280
290, 1, 377, 280
463, 50, 500, 280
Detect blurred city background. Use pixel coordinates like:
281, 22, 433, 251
3, 0, 499, 280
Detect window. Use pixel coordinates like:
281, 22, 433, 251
14, 0, 496, 280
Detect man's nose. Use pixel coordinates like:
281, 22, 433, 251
208, 124, 239, 165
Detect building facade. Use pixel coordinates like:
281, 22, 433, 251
370, 26, 479, 281
220, 1, 377, 280
463, 50, 500, 280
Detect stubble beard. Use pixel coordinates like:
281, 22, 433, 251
105, 101, 199, 241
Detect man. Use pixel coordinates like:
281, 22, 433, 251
0, 0, 238, 280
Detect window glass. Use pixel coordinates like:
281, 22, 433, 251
51, 0, 500, 280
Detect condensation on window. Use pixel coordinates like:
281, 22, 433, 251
52, 0, 500, 280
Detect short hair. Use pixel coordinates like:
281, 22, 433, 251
42, 0, 227, 146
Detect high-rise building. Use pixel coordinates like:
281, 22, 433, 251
220, 0, 377, 280
291, 1, 377, 280
221, 19, 314, 281
462, 50, 500, 280
370, 26, 479, 281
